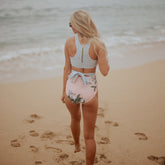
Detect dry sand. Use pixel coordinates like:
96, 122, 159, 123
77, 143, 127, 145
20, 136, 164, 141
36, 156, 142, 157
0, 45, 165, 165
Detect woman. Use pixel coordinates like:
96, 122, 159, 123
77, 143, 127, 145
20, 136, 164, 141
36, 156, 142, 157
61, 10, 109, 165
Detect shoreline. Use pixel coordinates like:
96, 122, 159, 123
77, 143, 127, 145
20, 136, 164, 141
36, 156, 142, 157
0, 41, 165, 84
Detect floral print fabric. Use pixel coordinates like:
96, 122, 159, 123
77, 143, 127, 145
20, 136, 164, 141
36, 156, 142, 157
66, 75, 97, 104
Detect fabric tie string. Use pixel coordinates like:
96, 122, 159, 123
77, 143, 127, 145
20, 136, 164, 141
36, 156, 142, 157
68, 70, 91, 86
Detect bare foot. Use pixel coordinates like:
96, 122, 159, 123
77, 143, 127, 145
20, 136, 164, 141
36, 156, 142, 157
74, 143, 81, 153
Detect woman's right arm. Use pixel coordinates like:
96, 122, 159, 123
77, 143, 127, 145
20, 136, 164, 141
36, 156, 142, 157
61, 39, 71, 103
97, 42, 110, 76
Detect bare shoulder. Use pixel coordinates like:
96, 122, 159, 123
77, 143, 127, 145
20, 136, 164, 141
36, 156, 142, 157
65, 36, 75, 48
90, 40, 106, 58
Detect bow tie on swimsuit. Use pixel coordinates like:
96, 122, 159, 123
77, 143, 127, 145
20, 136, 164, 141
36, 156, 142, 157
68, 70, 91, 86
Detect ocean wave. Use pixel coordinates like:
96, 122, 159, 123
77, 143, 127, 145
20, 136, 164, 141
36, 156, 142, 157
0, 46, 64, 62
1, 33, 165, 63
104, 33, 165, 48
0, 7, 61, 18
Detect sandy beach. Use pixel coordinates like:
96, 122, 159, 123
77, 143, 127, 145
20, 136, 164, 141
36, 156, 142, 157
0, 43, 165, 165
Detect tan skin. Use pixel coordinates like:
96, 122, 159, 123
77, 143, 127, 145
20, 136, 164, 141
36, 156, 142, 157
61, 26, 109, 165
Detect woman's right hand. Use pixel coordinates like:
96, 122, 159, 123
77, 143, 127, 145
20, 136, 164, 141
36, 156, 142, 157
61, 95, 65, 103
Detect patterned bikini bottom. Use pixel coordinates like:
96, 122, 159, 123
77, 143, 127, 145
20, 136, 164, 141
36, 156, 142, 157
66, 70, 98, 104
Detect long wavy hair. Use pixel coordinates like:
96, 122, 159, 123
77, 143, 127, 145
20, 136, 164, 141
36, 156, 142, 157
70, 10, 107, 55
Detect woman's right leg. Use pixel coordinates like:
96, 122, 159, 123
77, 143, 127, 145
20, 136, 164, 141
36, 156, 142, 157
64, 94, 81, 152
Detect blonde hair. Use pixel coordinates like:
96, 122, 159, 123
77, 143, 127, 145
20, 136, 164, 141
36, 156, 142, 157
70, 10, 107, 55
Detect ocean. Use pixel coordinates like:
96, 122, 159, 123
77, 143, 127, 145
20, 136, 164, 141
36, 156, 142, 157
0, 0, 165, 83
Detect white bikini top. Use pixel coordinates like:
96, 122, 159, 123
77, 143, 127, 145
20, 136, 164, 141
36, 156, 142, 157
70, 34, 97, 69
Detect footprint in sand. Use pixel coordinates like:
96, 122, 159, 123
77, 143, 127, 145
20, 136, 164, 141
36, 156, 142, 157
29, 145, 39, 153
66, 135, 72, 139
99, 154, 107, 160
69, 160, 84, 165
105, 120, 119, 127
55, 139, 74, 145
95, 125, 100, 131
98, 137, 110, 144
10, 135, 25, 147
94, 157, 99, 164
98, 107, 105, 112
25, 114, 42, 123
55, 153, 69, 163
35, 160, 42, 165
134, 132, 148, 140
97, 107, 105, 117
147, 155, 165, 165
11, 139, 21, 147
40, 131, 56, 140
44, 145, 62, 153
95, 154, 112, 164
59, 153, 69, 159
29, 130, 39, 137
97, 113, 104, 117
30, 114, 41, 119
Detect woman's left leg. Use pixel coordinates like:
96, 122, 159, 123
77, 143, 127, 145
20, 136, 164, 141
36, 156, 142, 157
82, 92, 98, 165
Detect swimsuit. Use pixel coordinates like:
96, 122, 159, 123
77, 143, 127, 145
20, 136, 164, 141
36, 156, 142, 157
66, 34, 98, 104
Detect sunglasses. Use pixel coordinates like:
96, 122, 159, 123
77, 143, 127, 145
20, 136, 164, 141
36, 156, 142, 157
69, 22, 72, 28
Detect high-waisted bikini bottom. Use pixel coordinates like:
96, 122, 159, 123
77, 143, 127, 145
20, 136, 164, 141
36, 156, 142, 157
66, 72, 98, 104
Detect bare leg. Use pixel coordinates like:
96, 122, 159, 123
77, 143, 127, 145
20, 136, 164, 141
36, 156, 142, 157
65, 94, 81, 152
82, 93, 98, 165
